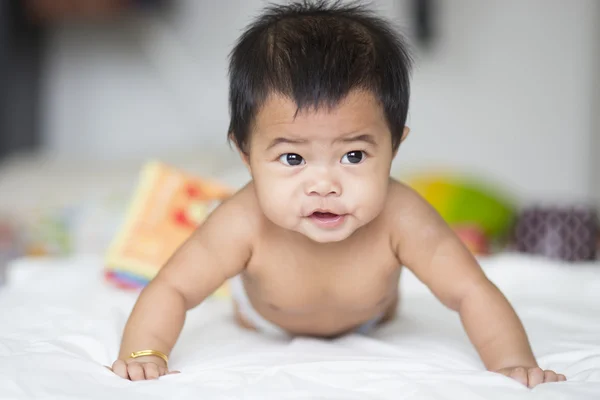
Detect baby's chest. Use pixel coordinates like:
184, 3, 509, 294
246, 240, 400, 311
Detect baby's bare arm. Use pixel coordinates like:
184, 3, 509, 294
421, 234, 537, 370
113, 194, 255, 380
390, 183, 564, 386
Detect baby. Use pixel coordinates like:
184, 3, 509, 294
111, 1, 565, 388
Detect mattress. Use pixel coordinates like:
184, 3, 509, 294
0, 253, 599, 399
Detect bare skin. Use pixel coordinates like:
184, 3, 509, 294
112, 92, 565, 387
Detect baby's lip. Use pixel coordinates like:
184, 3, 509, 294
308, 211, 347, 229
308, 209, 342, 216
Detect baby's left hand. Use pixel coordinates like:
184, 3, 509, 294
496, 366, 566, 388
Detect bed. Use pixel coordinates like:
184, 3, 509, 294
1, 253, 599, 399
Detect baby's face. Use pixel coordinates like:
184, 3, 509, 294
244, 91, 396, 243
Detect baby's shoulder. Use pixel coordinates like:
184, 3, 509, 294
207, 181, 264, 231
382, 178, 440, 228
385, 178, 427, 210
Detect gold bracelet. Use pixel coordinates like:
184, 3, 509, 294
129, 350, 169, 367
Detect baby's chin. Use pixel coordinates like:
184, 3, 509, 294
299, 230, 354, 244
295, 219, 363, 244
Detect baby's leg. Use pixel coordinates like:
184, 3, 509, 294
379, 292, 400, 325
233, 300, 258, 331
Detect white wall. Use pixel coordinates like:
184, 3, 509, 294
41, 0, 599, 204
398, 0, 599, 205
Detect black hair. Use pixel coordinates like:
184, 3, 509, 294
228, 0, 412, 154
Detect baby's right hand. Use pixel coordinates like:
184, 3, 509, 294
110, 356, 179, 381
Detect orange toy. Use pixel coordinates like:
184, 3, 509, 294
105, 162, 233, 297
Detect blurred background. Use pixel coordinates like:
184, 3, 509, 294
1, 0, 599, 280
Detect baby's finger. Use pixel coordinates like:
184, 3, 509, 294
527, 368, 544, 388
127, 362, 146, 381
143, 363, 160, 380
509, 367, 529, 386
544, 370, 558, 383
111, 360, 129, 380
558, 374, 567, 382
157, 367, 179, 377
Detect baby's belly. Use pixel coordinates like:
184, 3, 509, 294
237, 286, 399, 337
262, 300, 396, 337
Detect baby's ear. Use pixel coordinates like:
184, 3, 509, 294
229, 132, 251, 168
393, 126, 411, 158
401, 126, 411, 143
240, 151, 251, 169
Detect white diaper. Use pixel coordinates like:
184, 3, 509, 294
229, 273, 289, 337
229, 273, 384, 337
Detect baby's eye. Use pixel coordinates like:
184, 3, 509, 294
341, 151, 365, 164
279, 153, 305, 166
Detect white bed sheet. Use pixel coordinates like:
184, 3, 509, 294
0, 254, 599, 400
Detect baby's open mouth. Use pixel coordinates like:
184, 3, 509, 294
309, 211, 346, 228
311, 211, 339, 219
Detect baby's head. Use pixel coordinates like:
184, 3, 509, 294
228, 1, 412, 243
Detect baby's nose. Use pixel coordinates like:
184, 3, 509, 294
305, 175, 342, 197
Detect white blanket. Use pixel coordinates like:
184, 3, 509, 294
1, 254, 599, 399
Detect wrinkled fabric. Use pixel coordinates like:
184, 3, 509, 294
0, 254, 599, 400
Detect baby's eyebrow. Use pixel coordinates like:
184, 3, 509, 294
337, 134, 378, 146
266, 137, 308, 150
266, 133, 377, 150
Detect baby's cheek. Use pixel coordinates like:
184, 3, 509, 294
351, 179, 387, 218
256, 185, 297, 226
